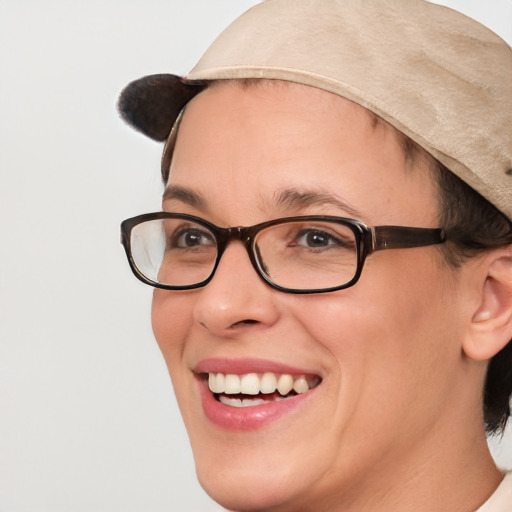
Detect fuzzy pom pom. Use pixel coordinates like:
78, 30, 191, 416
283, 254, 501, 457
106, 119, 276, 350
117, 74, 201, 141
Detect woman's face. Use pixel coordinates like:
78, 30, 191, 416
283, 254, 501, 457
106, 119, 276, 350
152, 82, 465, 511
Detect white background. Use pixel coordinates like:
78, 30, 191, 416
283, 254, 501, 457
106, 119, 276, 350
0, 1, 511, 511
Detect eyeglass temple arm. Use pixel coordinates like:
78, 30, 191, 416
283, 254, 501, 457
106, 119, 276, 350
370, 226, 446, 252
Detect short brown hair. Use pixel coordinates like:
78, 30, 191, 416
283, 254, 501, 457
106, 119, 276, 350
434, 162, 512, 435
394, 125, 512, 434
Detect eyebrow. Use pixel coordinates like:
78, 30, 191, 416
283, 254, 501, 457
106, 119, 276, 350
273, 188, 364, 219
163, 184, 364, 220
162, 185, 208, 210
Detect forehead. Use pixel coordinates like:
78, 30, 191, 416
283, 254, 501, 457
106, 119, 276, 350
171, 79, 407, 160
166, 80, 437, 226
167, 80, 406, 166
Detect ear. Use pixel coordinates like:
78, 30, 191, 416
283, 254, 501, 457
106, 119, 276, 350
463, 247, 512, 361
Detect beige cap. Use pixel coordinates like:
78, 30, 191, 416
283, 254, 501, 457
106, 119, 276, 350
118, 0, 512, 220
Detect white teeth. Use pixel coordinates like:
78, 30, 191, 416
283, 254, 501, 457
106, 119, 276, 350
277, 374, 294, 395
207, 371, 320, 398
220, 396, 242, 407
240, 373, 260, 395
224, 374, 241, 394
293, 376, 309, 394
208, 373, 216, 391
260, 372, 277, 394
215, 373, 225, 393
243, 398, 265, 406
219, 396, 269, 407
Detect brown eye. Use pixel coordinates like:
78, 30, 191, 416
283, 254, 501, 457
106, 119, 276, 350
170, 227, 215, 248
291, 227, 353, 250
296, 229, 336, 247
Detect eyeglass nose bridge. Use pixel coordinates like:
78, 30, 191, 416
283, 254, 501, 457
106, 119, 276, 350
212, 225, 263, 281
217, 225, 252, 244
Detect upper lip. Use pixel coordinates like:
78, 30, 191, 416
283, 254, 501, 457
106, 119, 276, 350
194, 357, 321, 377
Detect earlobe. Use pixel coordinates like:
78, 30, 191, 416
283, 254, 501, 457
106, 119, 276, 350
463, 249, 512, 361
472, 310, 491, 322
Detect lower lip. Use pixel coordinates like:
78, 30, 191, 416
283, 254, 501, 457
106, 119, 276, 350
198, 379, 316, 431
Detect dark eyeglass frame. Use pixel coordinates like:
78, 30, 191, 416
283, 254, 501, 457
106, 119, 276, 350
120, 212, 446, 294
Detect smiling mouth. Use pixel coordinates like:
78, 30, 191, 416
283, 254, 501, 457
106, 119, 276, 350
206, 372, 322, 408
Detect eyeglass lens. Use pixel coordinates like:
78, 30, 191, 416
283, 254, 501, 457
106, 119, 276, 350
129, 218, 359, 291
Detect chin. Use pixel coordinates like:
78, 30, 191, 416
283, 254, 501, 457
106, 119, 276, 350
196, 459, 308, 512
186, 422, 336, 512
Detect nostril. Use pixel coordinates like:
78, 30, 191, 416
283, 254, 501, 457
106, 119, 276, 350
234, 319, 258, 326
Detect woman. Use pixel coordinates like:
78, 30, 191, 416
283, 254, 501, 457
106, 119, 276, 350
119, 1, 512, 510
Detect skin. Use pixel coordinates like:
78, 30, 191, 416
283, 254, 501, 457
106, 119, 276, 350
151, 81, 504, 511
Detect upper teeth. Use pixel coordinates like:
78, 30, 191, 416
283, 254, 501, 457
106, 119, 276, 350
208, 372, 318, 396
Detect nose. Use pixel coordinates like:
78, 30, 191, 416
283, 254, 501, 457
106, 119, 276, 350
192, 241, 280, 337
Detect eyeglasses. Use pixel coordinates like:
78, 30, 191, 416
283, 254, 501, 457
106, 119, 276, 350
120, 212, 446, 294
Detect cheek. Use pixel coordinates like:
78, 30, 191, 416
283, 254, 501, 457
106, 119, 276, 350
292, 253, 461, 423
294, 269, 439, 362
151, 290, 193, 369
